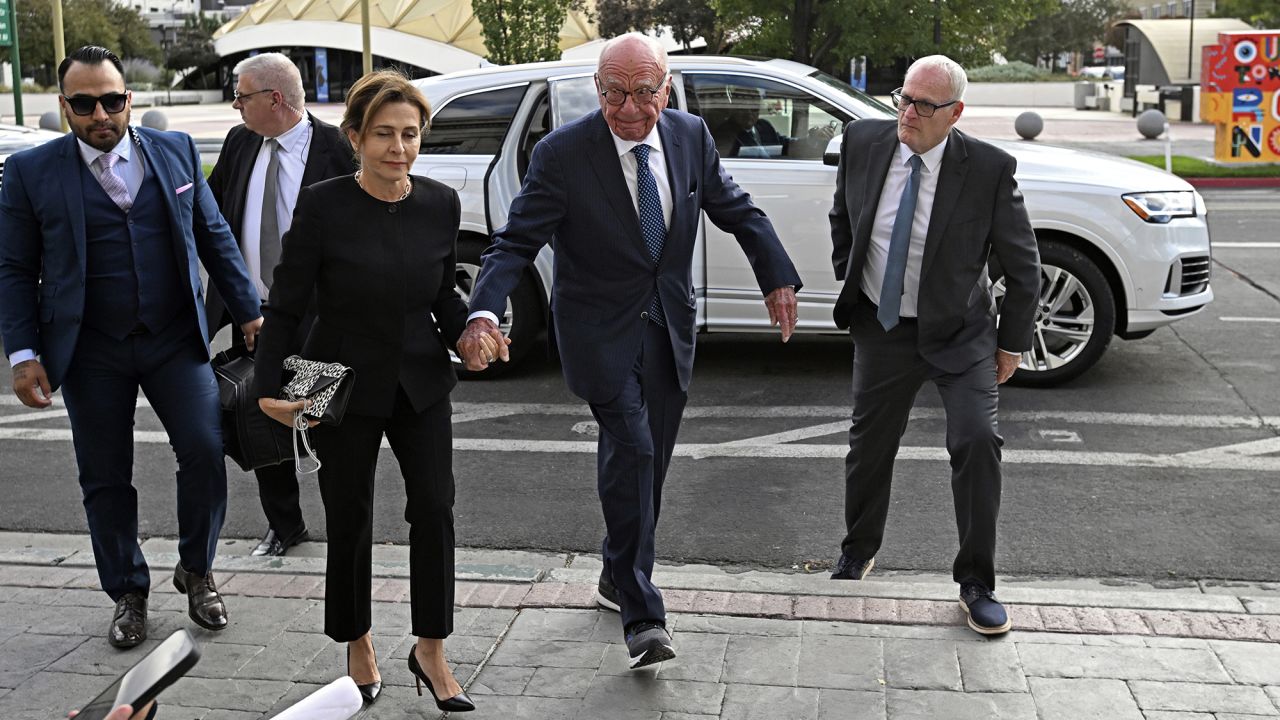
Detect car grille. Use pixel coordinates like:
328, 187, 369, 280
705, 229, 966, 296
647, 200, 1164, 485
1165, 255, 1211, 296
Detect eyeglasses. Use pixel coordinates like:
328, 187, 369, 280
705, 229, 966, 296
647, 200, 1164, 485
63, 92, 129, 117
598, 77, 668, 107
233, 88, 275, 102
889, 88, 959, 118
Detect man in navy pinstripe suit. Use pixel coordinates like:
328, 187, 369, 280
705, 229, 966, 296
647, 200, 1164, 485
460, 33, 802, 669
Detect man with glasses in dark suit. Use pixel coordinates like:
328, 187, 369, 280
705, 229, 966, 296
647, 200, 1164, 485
827, 55, 1041, 636
458, 33, 802, 669
206, 52, 355, 558
0, 46, 263, 648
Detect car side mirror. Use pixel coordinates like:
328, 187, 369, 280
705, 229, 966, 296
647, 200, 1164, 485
823, 136, 842, 166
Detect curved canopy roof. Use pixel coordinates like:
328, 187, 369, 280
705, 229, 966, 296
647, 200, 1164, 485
213, 0, 598, 74
1114, 18, 1252, 84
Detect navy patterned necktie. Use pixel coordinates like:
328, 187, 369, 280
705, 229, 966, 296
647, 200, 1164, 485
878, 154, 923, 331
631, 143, 666, 326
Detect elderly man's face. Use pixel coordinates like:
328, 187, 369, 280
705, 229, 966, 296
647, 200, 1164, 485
596, 39, 669, 141
896, 66, 963, 154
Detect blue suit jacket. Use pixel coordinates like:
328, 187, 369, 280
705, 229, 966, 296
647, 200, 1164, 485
0, 127, 261, 390
470, 109, 802, 404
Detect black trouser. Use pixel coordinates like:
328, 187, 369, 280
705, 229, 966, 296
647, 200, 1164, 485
590, 321, 688, 629
230, 322, 305, 539
312, 388, 455, 641
841, 297, 1004, 590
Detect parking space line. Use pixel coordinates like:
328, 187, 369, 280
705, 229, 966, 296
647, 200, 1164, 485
1212, 242, 1280, 248
1219, 316, 1280, 323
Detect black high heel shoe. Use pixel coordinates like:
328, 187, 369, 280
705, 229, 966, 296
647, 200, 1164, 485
408, 646, 475, 712
346, 642, 382, 704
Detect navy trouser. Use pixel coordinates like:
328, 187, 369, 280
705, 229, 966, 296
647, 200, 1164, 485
591, 321, 688, 630
60, 318, 226, 601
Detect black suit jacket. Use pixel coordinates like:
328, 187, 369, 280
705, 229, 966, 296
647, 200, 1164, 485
204, 113, 355, 339
829, 119, 1041, 373
253, 176, 469, 418
470, 109, 802, 404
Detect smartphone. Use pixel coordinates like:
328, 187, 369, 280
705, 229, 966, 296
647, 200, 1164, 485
76, 629, 201, 720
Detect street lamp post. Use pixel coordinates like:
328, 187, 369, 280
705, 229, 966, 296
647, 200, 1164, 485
51, 0, 67, 131
360, 0, 371, 75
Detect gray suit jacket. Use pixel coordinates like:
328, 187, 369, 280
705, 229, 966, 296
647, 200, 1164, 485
829, 119, 1041, 372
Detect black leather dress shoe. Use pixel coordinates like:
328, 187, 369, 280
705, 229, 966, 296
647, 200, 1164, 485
108, 592, 148, 649
250, 526, 310, 557
172, 564, 228, 631
830, 554, 875, 580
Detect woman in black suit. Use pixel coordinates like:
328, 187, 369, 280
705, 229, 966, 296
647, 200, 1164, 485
256, 70, 496, 711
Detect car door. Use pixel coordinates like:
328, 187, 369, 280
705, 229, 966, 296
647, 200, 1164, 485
682, 72, 852, 331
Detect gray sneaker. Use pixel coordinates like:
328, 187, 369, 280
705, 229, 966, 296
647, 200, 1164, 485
596, 572, 621, 612
625, 622, 675, 669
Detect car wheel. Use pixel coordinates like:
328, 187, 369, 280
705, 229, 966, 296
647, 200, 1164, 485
994, 239, 1116, 387
453, 236, 543, 379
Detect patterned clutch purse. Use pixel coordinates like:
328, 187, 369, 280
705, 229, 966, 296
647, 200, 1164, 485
278, 356, 356, 473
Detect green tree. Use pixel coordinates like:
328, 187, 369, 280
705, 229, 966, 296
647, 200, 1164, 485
2, 0, 160, 75
1005, 0, 1127, 71
1212, 0, 1280, 29
472, 0, 582, 64
712, 0, 1050, 76
596, 0, 731, 52
164, 12, 220, 72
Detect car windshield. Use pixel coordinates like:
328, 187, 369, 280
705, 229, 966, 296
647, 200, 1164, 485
807, 71, 895, 118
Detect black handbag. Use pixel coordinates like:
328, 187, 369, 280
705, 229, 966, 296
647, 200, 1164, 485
212, 346, 296, 471
279, 355, 355, 473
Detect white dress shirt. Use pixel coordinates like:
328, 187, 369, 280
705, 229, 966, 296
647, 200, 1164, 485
469, 122, 673, 326
8, 132, 147, 367
859, 137, 948, 318
241, 116, 312, 298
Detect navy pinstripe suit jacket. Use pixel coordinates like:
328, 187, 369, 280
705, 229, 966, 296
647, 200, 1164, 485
470, 108, 802, 404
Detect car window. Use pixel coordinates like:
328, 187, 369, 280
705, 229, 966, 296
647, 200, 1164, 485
685, 73, 850, 160
422, 84, 528, 155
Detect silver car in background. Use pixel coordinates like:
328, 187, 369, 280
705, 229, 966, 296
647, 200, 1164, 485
412, 57, 1212, 386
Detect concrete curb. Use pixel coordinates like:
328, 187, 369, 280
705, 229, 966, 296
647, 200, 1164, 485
3, 531, 1279, 645
1186, 177, 1280, 188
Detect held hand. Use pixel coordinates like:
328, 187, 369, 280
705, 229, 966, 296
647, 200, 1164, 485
996, 350, 1022, 385
240, 317, 265, 352
258, 397, 315, 428
457, 318, 511, 372
764, 286, 798, 343
11, 359, 52, 408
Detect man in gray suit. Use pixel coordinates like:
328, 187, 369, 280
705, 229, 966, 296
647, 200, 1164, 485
827, 55, 1041, 636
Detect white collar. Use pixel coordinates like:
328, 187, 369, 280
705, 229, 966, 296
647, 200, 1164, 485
77, 129, 134, 168
610, 122, 663, 159
897, 134, 949, 174
268, 114, 310, 154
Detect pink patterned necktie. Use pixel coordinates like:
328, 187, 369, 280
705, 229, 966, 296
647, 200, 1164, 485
95, 152, 133, 212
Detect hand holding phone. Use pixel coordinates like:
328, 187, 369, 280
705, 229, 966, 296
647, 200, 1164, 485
74, 630, 200, 720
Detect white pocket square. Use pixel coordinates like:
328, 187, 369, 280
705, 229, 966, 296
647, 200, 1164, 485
175, 182, 194, 195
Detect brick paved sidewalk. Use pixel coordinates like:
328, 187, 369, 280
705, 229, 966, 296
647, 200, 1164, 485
1, 532, 1278, 719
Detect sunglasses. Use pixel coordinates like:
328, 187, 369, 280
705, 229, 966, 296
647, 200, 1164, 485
63, 92, 129, 116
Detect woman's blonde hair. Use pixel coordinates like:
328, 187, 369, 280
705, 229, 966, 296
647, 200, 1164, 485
340, 69, 432, 152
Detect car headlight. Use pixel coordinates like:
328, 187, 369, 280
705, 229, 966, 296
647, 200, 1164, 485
1122, 191, 1197, 223
1193, 190, 1207, 217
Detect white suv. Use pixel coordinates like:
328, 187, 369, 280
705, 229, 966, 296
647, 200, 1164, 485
412, 57, 1212, 386
0, 123, 63, 189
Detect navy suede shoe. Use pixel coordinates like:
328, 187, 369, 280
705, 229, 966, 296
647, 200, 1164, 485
959, 583, 1012, 635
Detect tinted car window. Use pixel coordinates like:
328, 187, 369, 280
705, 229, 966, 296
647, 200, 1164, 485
422, 84, 527, 155
686, 73, 850, 160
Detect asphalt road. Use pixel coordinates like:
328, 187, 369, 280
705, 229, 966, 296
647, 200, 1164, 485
1, 189, 1277, 583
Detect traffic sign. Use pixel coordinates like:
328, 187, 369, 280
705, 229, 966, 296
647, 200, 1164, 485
0, 0, 11, 47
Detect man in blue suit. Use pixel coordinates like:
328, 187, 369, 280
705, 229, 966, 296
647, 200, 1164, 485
0, 46, 263, 649
459, 33, 802, 669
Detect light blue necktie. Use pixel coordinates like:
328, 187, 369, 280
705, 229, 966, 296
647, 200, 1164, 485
878, 154, 923, 331
631, 144, 666, 327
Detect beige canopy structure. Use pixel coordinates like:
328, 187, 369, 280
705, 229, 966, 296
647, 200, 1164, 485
1114, 18, 1252, 85
213, 0, 599, 74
